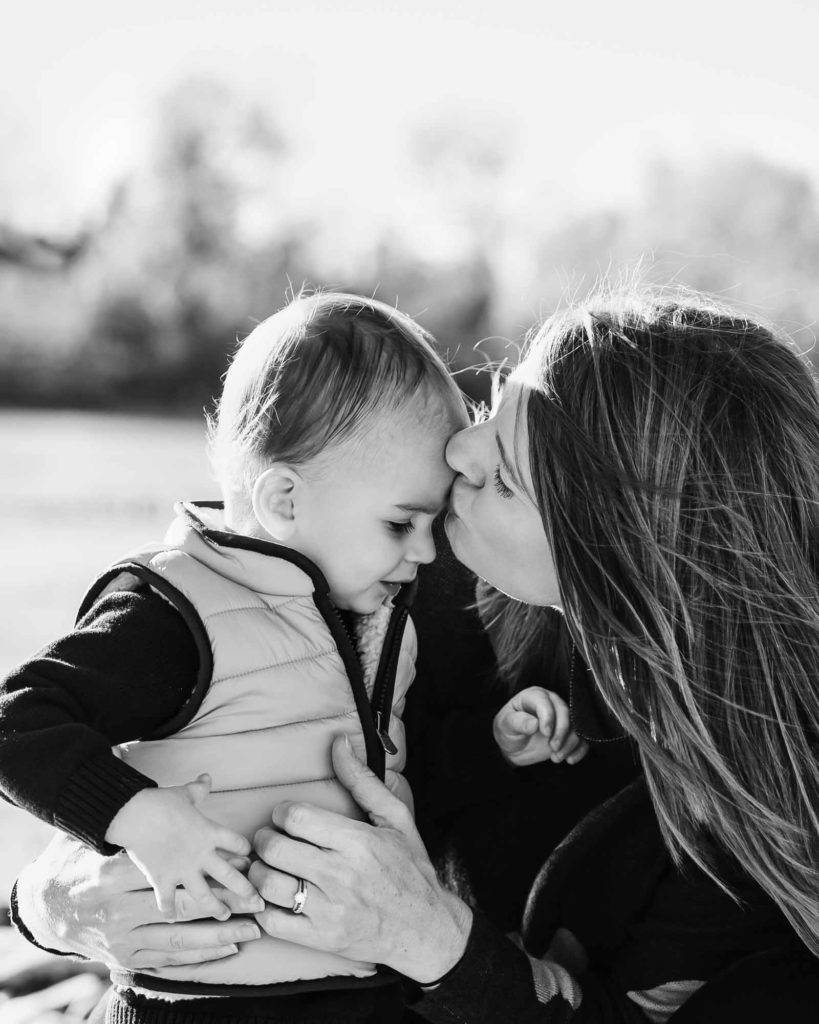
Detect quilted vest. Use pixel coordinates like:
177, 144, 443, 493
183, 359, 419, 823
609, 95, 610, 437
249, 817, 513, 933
81, 502, 416, 997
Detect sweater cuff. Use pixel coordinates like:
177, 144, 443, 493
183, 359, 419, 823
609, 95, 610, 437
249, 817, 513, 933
411, 908, 537, 1023
8, 879, 84, 959
54, 753, 157, 855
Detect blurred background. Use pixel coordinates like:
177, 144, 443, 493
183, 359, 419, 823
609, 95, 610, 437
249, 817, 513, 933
2, 0, 819, 949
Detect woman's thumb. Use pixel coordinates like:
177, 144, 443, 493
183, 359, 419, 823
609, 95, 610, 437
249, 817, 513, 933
331, 735, 415, 834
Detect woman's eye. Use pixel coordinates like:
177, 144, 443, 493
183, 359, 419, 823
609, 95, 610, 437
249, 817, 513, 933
387, 521, 415, 535
493, 465, 513, 499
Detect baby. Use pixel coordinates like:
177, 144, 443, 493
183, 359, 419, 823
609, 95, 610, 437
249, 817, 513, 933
0, 293, 468, 1008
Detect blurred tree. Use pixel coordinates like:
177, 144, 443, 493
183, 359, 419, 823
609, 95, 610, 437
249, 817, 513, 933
3, 73, 819, 414
79, 77, 299, 406
0, 224, 91, 271
491, 154, 819, 369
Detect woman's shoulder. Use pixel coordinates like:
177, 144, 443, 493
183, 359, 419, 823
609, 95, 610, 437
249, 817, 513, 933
524, 775, 802, 991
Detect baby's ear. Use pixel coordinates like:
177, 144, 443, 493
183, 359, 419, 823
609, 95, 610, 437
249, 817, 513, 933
251, 465, 299, 541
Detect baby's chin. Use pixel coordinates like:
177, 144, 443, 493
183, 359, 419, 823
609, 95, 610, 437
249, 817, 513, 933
333, 586, 395, 616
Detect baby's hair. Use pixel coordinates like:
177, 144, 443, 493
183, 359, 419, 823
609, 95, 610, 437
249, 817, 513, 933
208, 292, 463, 507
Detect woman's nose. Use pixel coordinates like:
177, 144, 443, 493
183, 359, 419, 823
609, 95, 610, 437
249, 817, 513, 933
445, 424, 481, 483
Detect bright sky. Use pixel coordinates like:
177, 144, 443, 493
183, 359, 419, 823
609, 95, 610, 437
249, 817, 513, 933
3, 0, 818, 230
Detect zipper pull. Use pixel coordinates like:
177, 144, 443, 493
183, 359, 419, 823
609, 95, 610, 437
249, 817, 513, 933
375, 712, 398, 756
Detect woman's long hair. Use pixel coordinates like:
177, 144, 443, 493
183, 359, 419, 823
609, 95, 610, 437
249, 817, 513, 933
519, 288, 819, 953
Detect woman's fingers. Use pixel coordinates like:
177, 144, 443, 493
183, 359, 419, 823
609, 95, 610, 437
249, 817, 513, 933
251, 827, 326, 880
268, 798, 364, 850
133, 918, 261, 956
330, 735, 418, 837
101, 915, 261, 970
130, 944, 240, 970
254, 904, 318, 947
249, 866, 302, 909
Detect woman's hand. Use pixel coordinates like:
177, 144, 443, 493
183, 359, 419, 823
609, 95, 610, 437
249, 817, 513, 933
249, 736, 473, 985
14, 830, 263, 970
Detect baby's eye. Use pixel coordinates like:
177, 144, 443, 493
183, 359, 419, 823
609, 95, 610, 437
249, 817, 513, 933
493, 465, 513, 499
387, 520, 415, 535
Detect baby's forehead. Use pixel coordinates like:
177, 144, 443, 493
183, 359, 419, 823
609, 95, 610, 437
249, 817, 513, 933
335, 414, 454, 497
311, 390, 462, 486
364, 410, 454, 457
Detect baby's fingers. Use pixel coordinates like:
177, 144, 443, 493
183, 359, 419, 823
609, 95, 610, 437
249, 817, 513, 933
501, 711, 539, 737
516, 688, 558, 739
565, 739, 590, 765
550, 699, 571, 750
205, 854, 259, 902
211, 826, 252, 857
552, 731, 583, 763
184, 871, 230, 921
154, 881, 180, 920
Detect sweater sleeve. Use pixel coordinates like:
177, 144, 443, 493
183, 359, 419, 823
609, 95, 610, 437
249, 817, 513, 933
0, 587, 201, 853
412, 911, 651, 1024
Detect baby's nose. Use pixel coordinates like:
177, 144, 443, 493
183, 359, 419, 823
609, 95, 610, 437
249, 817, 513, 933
408, 529, 436, 565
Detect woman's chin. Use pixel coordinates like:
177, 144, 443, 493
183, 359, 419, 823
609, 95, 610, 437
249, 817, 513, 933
443, 510, 462, 554
444, 512, 481, 579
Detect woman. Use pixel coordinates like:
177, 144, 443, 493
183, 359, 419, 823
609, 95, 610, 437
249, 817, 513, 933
13, 288, 819, 1020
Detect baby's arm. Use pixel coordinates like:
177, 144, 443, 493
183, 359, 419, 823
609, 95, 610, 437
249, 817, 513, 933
493, 686, 589, 767
0, 590, 235, 900
105, 774, 257, 919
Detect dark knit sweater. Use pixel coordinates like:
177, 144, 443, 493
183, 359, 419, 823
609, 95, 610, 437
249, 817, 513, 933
0, 549, 510, 859
0, 588, 192, 851
5, 540, 808, 1022
411, 778, 806, 1023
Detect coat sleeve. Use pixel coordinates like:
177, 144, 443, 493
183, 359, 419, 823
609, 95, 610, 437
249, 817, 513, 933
0, 587, 201, 852
411, 910, 652, 1024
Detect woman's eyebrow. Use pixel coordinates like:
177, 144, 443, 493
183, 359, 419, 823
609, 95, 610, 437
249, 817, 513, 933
495, 433, 524, 490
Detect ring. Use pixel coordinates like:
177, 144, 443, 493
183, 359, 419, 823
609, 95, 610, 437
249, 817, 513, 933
292, 877, 307, 915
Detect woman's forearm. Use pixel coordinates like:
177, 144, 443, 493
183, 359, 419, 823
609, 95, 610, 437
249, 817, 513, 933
414, 910, 584, 1023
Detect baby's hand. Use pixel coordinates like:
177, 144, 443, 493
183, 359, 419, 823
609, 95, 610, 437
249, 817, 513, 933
105, 774, 258, 920
493, 687, 589, 767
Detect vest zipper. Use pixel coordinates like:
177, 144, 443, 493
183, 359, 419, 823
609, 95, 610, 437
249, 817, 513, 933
369, 604, 410, 762
314, 593, 411, 782
315, 598, 384, 779
164, 511, 411, 785
375, 711, 398, 755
